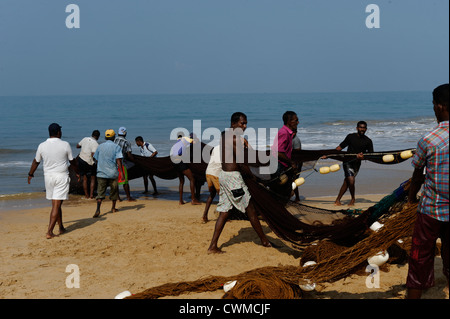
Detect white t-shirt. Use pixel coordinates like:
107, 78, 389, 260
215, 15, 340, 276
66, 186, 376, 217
292, 135, 302, 150
78, 136, 99, 165
35, 138, 74, 175
139, 141, 157, 157
206, 145, 222, 177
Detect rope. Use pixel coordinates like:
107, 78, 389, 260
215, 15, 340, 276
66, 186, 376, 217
325, 149, 416, 158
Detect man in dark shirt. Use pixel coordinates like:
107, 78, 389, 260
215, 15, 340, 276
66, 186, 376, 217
334, 121, 374, 206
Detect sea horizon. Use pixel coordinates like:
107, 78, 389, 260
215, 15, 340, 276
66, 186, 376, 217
0, 88, 429, 98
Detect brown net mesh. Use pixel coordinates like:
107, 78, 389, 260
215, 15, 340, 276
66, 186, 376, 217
68, 144, 418, 299
127, 186, 417, 299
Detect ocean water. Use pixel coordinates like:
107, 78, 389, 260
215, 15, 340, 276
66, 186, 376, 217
0, 91, 436, 198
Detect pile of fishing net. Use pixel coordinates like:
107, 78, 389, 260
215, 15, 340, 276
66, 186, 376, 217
127, 179, 421, 299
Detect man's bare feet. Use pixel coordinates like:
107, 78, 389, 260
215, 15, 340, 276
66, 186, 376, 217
46, 232, 58, 239
348, 199, 355, 206
93, 210, 100, 218
207, 247, 225, 254
127, 197, 136, 202
262, 241, 278, 248
334, 201, 342, 206
111, 208, 119, 213
59, 227, 66, 235
179, 201, 185, 205
191, 200, 202, 205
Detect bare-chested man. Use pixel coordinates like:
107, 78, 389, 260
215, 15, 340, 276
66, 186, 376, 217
207, 112, 273, 254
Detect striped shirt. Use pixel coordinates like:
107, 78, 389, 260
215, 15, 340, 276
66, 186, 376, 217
114, 135, 133, 168
411, 121, 449, 222
114, 135, 132, 158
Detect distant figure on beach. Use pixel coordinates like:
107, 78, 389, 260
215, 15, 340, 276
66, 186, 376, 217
271, 111, 299, 175
76, 130, 100, 199
333, 121, 373, 206
202, 145, 222, 223
114, 127, 136, 201
27, 123, 79, 239
170, 133, 201, 205
135, 136, 159, 195
93, 129, 124, 218
207, 112, 274, 254
406, 83, 449, 299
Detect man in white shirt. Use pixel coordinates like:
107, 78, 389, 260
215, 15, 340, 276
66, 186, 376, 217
202, 145, 222, 223
28, 123, 79, 239
135, 136, 159, 195
170, 133, 201, 205
76, 130, 100, 199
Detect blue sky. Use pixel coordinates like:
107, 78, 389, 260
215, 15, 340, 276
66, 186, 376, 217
0, 0, 448, 95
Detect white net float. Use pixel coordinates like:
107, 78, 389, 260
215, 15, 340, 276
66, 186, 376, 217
223, 280, 237, 293
299, 279, 316, 291
329, 164, 340, 172
369, 221, 384, 232
114, 290, 132, 299
319, 166, 330, 174
302, 261, 317, 268
400, 150, 413, 159
291, 177, 305, 190
367, 250, 389, 267
382, 154, 395, 163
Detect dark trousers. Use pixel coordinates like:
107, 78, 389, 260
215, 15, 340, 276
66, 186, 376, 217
406, 212, 449, 289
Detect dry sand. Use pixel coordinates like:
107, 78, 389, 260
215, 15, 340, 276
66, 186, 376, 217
0, 191, 448, 300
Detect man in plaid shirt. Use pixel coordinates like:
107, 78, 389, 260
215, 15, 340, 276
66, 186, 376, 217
406, 83, 449, 299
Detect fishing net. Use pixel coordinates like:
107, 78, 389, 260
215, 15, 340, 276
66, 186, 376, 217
68, 144, 418, 299
69, 145, 415, 196
127, 180, 418, 299
243, 178, 410, 251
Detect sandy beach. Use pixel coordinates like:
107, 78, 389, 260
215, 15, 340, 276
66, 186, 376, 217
1, 179, 448, 301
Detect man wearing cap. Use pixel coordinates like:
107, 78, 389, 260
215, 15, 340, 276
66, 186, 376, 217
93, 129, 124, 217
114, 127, 135, 201
28, 123, 79, 239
